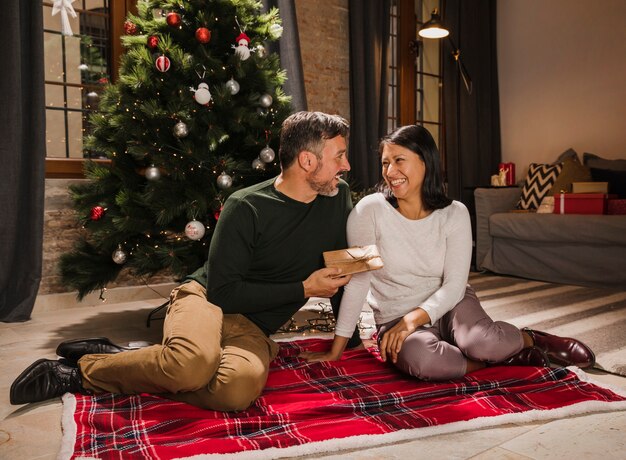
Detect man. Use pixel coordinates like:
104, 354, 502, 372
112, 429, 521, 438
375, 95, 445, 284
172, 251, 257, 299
11, 111, 361, 411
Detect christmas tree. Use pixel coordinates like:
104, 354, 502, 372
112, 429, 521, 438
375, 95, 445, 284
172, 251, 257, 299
61, 0, 292, 299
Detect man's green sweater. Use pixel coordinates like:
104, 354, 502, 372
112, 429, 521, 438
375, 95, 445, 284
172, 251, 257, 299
187, 177, 352, 335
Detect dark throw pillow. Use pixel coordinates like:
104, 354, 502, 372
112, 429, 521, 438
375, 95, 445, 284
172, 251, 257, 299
518, 163, 563, 210
590, 168, 626, 198
549, 156, 592, 195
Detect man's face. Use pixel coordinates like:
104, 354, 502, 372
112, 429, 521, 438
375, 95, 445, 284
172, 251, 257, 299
306, 136, 350, 197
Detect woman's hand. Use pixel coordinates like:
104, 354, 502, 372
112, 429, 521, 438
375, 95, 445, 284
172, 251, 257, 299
299, 335, 350, 363
379, 308, 429, 363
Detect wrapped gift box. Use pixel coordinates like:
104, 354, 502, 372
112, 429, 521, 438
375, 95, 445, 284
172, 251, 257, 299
554, 193, 616, 215
572, 182, 609, 193
608, 199, 626, 215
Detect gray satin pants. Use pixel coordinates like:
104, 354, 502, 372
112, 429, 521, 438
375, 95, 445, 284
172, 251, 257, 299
377, 286, 524, 380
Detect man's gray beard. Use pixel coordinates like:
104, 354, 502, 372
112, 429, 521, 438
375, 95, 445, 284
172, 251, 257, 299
307, 176, 339, 197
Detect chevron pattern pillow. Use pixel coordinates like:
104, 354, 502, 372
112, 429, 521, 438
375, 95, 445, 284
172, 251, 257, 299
518, 163, 563, 210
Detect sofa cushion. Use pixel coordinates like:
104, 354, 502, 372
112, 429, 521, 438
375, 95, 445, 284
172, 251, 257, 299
489, 213, 626, 245
518, 163, 562, 210
589, 168, 626, 198
549, 156, 592, 195
583, 153, 626, 171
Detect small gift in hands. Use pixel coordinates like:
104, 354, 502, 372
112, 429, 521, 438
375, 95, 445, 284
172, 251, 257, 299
323, 245, 384, 277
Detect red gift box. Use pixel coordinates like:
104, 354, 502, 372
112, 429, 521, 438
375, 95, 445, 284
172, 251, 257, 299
607, 199, 626, 215
554, 193, 616, 215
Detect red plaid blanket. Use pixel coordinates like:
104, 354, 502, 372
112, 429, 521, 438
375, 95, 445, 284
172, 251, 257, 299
61, 339, 626, 459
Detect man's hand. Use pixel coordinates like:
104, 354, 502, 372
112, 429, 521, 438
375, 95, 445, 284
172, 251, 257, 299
303, 268, 352, 298
379, 308, 429, 364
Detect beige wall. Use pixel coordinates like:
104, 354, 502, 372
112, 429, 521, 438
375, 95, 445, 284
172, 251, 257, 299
498, 0, 626, 180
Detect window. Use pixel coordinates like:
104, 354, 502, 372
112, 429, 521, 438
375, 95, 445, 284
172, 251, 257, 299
388, 0, 443, 149
43, 0, 132, 178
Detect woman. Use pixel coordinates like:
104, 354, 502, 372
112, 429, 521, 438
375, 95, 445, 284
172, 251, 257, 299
301, 125, 595, 379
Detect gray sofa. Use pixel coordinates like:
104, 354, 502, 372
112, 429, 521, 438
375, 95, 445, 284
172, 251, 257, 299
474, 186, 626, 289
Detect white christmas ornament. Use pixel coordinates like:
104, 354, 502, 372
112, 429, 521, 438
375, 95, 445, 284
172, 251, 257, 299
173, 121, 189, 138
145, 165, 161, 181
216, 172, 233, 189
259, 94, 273, 108
252, 158, 265, 170
259, 146, 275, 163
112, 245, 127, 264
269, 23, 283, 39
52, 0, 78, 36
234, 32, 251, 60
225, 78, 240, 95
256, 44, 267, 58
192, 83, 212, 105
184, 220, 206, 240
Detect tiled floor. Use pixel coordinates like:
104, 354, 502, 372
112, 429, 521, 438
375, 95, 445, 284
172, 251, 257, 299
1, 296, 625, 459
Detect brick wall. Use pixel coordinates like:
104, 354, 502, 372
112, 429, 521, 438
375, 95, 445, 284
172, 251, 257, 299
295, 0, 350, 119
41, 4, 351, 295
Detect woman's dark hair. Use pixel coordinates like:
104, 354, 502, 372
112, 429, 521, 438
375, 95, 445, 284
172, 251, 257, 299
377, 124, 452, 211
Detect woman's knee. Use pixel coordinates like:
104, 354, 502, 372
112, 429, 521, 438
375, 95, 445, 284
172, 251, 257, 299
458, 321, 522, 362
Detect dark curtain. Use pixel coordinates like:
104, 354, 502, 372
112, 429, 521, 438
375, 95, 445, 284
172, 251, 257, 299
443, 0, 501, 204
263, 0, 307, 112
0, 1, 46, 322
348, 0, 390, 191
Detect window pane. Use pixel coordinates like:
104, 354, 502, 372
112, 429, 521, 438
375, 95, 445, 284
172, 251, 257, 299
422, 75, 441, 123
422, 35, 440, 75
67, 111, 85, 159
65, 35, 83, 85
423, 122, 440, 149
46, 109, 67, 158
67, 86, 82, 110
45, 84, 65, 109
43, 31, 64, 83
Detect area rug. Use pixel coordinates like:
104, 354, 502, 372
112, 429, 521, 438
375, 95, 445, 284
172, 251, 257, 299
59, 338, 626, 460
469, 272, 626, 376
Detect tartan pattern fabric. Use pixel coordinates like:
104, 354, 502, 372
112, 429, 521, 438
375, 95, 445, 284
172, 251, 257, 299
62, 339, 626, 459
518, 162, 563, 209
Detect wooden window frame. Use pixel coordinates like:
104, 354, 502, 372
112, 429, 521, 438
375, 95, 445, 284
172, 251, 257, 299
45, 0, 136, 178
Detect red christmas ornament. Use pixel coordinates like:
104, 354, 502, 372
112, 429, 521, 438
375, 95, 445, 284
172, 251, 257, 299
123, 20, 138, 35
155, 55, 171, 72
90, 206, 106, 221
195, 27, 211, 43
147, 35, 159, 49
214, 206, 223, 221
166, 12, 181, 27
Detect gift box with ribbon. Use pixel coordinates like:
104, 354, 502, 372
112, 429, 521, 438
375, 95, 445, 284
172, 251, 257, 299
323, 245, 384, 276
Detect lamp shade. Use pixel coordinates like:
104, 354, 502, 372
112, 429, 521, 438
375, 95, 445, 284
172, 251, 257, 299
418, 8, 449, 39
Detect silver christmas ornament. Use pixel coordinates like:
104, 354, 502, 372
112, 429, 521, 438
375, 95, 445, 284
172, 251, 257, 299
256, 44, 267, 58
259, 146, 275, 163
145, 165, 161, 181
173, 121, 189, 138
112, 245, 127, 264
259, 94, 273, 108
225, 78, 240, 95
216, 172, 233, 189
184, 220, 206, 240
252, 158, 265, 170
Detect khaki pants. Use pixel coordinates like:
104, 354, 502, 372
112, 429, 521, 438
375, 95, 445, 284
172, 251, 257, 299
79, 281, 279, 411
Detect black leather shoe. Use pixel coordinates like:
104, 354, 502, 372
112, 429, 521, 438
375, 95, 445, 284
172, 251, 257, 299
500, 346, 550, 367
10, 359, 87, 405
523, 328, 596, 369
56, 337, 134, 364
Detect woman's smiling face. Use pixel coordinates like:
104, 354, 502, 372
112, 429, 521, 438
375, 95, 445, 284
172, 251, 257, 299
381, 143, 426, 200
